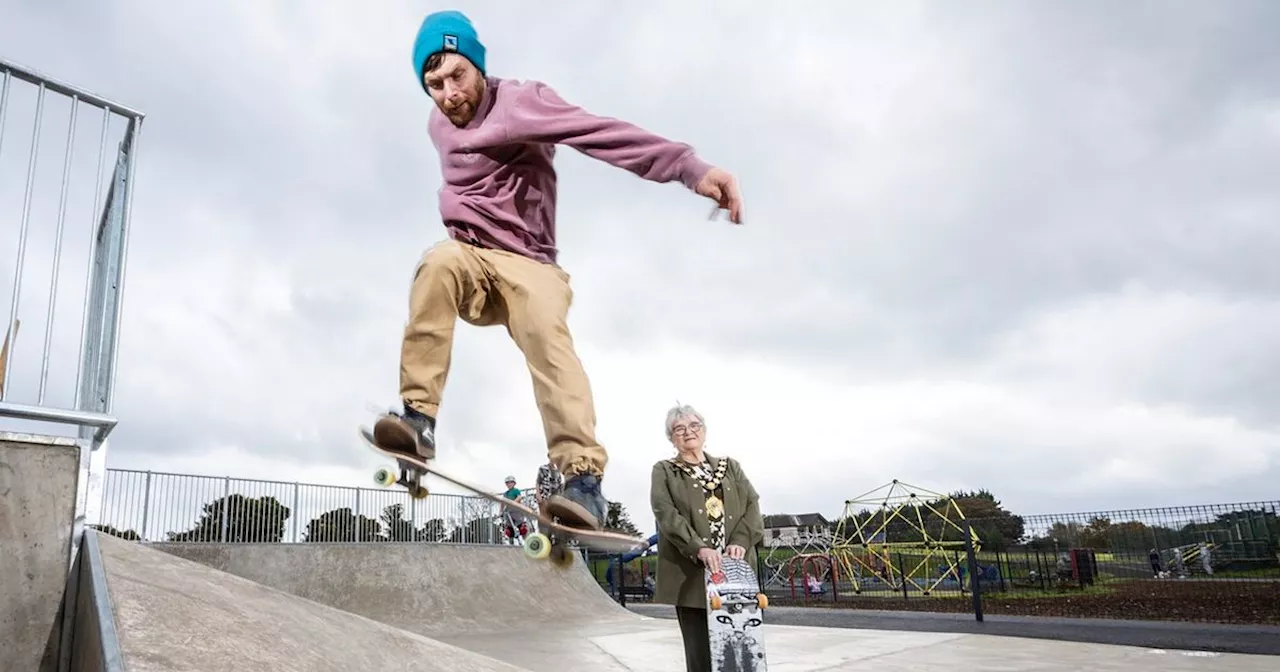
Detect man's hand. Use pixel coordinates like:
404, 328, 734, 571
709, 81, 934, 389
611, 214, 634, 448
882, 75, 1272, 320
696, 167, 744, 225
726, 544, 746, 560
697, 547, 723, 574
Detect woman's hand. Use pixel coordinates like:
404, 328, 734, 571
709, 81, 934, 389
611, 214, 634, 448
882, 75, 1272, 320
697, 547, 722, 574
726, 544, 746, 560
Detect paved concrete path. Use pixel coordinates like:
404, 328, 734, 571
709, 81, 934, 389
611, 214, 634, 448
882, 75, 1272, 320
96, 536, 1277, 671
630, 602, 1280, 656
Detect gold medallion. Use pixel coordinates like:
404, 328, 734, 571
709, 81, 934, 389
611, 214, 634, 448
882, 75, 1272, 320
705, 495, 724, 518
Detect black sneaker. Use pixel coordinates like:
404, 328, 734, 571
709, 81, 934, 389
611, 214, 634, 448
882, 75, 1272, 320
545, 473, 608, 530
372, 404, 436, 461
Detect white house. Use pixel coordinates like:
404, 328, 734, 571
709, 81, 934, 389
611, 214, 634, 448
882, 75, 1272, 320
763, 513, 833, 548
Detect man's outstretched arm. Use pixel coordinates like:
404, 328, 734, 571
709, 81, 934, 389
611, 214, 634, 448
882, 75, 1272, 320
504, 81, 744, 222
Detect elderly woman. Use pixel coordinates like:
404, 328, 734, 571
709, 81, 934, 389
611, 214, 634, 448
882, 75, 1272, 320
649, 404, 764, 672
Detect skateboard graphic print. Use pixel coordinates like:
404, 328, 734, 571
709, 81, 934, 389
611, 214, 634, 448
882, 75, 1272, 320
705, 555, 769, 672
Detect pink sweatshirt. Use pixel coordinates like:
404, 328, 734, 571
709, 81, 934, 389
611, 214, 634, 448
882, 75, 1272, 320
427, 77, 713, 265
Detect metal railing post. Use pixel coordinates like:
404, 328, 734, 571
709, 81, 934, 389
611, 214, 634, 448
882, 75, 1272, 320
139, 471, 152, 541
219, 477, 230, 542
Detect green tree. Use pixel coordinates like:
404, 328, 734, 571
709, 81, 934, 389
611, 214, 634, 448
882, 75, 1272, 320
378, 505, 449, 542
420, 517, 448, 542
605, 501, 640, 536
166, 493, 290, 542
1024, 521, 1080, 551
449, 515, 500, 543
1105, 520, 1156, 551
91, 524, 141, 541
381, 504, 416, 541
304, 507, 381, 542
1079, 516, 1113, 549
946, 490, 1025, 552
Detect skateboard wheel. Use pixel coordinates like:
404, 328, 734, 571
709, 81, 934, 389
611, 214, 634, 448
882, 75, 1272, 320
524, 533, 551, 560
709, 594, 722, 610
374, 468, 397, 487
756, 593, 768, 609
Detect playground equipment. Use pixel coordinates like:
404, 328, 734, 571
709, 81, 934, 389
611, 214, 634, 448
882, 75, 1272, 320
760, 526, 831, 589
784, 553, 835, 604
831, 479, 981, 596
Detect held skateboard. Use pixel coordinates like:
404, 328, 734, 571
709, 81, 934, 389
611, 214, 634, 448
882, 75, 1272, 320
359, 426, 648, 567
705, 555, 769, 672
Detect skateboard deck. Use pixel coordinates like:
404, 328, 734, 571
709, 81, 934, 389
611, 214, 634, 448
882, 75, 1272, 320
359, 426, 648, 565
705, 555, 769, 672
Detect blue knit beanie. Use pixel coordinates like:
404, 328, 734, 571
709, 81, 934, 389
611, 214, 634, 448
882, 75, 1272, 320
412, 10, 486, 91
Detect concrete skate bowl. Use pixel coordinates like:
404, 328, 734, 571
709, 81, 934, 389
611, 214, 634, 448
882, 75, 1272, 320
88, 532, 664, 671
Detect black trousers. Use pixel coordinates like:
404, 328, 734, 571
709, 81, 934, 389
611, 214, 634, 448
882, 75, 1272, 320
675, 606, 712, 672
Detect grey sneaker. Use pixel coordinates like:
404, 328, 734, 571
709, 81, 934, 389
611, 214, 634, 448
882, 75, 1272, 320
545, 473, 608, 530
372, 404, 436, 461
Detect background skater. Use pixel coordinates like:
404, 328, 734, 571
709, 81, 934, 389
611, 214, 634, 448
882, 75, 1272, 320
501, 476, 530, 544
372, 10, 745, 532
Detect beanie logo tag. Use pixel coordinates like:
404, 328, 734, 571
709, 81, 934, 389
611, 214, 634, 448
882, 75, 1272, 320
443, 34, 458, 51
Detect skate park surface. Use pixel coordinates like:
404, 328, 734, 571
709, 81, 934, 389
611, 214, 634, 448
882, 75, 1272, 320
92, 533, 1279, 671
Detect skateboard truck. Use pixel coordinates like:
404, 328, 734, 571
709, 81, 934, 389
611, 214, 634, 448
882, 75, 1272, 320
708, 591, 769, 611
373, 462, 429, 499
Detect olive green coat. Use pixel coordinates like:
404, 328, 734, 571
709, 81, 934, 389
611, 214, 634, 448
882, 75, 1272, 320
649, 454, 765, 609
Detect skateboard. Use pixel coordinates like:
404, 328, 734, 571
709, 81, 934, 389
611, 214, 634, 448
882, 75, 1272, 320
359, 426, 648, 567
705, 555, 769, 672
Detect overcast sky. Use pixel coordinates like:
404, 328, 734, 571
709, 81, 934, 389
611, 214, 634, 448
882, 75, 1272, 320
2, 1, 1278, 536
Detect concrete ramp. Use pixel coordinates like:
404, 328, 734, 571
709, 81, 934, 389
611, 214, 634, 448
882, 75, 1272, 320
97, 534, 528, 671
149, 542, 640, 638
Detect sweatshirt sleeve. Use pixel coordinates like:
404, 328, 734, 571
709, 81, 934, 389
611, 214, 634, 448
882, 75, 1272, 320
650, 462, 707, 561
504, 81, 713, 191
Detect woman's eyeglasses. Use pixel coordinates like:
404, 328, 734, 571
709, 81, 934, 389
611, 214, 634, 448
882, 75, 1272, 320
672, 422, 703, 437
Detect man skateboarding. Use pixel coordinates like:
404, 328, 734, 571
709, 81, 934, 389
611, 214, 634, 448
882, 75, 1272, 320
373, 9, 744, 533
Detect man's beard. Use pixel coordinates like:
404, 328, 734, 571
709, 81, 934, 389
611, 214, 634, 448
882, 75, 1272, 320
443, 80, 485, 126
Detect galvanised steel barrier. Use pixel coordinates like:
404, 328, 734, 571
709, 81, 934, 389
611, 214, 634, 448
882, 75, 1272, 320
1, 56, 144, 672
0, 57, 144, 561
97, 467, 543, 546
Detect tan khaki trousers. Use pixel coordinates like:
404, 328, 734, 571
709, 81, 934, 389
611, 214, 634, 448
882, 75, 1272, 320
399, 239, 607, 478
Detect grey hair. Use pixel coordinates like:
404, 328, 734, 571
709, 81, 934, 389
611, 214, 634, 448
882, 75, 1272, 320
664, 403, 706, 440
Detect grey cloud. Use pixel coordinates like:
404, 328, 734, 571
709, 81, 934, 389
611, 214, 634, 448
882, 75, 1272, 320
565, 3, 1280, 387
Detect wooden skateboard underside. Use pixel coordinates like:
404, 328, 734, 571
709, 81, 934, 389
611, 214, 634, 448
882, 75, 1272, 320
706, 556, 769, 672
359, 426, 647, 559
